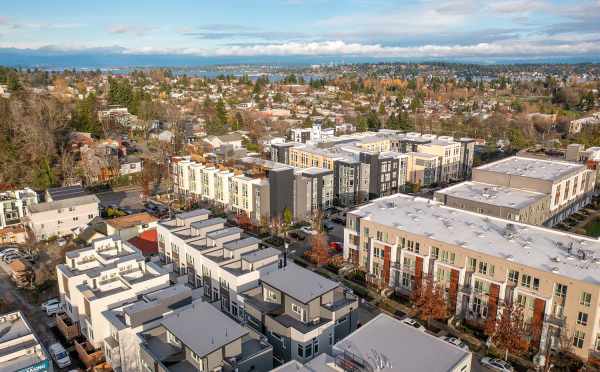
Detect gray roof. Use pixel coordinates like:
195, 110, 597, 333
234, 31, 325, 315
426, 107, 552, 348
223, 237, 261, 251
29, 194, 99, 213
206, 227, 243, 240
334, 314, 470, 372
477, 156, 584, 181
47, 185, 88, 201
435, 181, 547, 210
190, 217, 226, 229
261, 263, 339, 303
242, 247, 281, 263
161, 301, 247, 358
353, 194, 600, 285
176, 209, 210, 220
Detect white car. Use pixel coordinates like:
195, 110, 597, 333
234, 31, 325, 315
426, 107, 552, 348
41, 298, 60, 312
440, 336, 470, 351
0, 248, 20, 259
480, 357, 514, 371
48, 343, 71, 368
300, 226, 317, 235
46, 301, 63, 316
401, 317, 425, 331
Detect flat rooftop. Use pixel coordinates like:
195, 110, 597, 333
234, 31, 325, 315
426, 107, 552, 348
477, 156, 584, 181
223, 237, 261, 251
29, 194, 99, 213
242, 247, 280, 263
160, 301, 247, 358
334, 313, 469, 372
352, 194, 600, 285
435, 181, 547, 210
261, 263, 339, 303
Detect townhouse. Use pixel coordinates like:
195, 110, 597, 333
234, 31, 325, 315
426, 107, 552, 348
56, 237, 171, 351
101, 285, 195, 371
275, 313, 472, 372
0, 311, 53, 372
26, 185, 100, 241
344, 193, 600, 361
157, 210, 283, 320
138, 299, 273, 372
172, 157, 334, 223
435, 156, 596, 226
241, 263, 359, 365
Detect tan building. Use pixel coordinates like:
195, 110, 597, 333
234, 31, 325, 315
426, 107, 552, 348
344, 193, 600, 362
436, 156, 596, 226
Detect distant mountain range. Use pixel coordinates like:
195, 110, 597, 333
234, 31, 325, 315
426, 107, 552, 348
1, 47, 599, 70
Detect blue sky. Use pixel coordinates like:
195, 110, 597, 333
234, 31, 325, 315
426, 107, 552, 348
2, 0, 600, 59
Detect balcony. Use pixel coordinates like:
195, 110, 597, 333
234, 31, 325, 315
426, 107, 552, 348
75, 338, 105, 368
56, 313, 80, 341
545, 314, 565, 327
334, 350, 375, 372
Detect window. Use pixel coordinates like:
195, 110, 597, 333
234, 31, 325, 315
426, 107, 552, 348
521, 274, 532, 288
573, 330, 585, 349
468, 258, 477, 271
313, 338, 319, 354
478, 261, 488, 275
191, 350, 203, 366
328, 333, 333, 345
431, 246, 439, 259
401, 272, 411, 288
508, 270, 519, 285
266, 289, 277, 301
336, 316, 348, 325
292, 303, 305, 321
533, 278, 540, 291
577, 312, 588, 326
555, 284, 568, 298
271, 331, 285, 348
88, 214, 94, 219
580, 292, 592, 307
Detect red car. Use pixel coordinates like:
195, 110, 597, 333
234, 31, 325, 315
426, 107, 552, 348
329, 242, 343, 252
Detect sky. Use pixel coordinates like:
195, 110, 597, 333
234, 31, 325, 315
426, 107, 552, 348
2, 0, 600, 61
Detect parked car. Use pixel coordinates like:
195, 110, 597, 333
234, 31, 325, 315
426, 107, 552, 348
41, 298, 61, 312
57, 238, 67, 247
300, 226, 317, 235
322, 222, 335, 231
329, 242, 343, 252
480, 357, 514, 371
2, 253, 21, 263
401, 317, 425, 332
48, 343, 72, 368
46, 301, 63, 316
440, 336, 469, 351
0, 248, 20, 259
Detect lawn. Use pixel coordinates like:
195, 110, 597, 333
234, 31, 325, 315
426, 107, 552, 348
584, 218, 600, 237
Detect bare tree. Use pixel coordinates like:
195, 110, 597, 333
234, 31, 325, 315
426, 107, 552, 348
485, 301, 528, 360
411, 274, 448, 328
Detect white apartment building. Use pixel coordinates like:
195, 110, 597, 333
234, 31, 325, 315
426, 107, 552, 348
0, 188, 38, 229
56, 237, 170, 348
157, 210, 282, 320
417, 139, 462, 183
0, 311, 52, 372
27, 193, 100, 241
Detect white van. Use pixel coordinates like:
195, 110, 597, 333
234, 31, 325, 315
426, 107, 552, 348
48, 343, 72, 368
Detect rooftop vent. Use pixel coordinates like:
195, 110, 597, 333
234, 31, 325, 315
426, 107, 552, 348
551, 267, 560, 274
552, 256, 561, 263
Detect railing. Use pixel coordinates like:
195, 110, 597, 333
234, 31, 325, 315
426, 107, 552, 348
335, 350, 375, 372
545, 314, 565, 326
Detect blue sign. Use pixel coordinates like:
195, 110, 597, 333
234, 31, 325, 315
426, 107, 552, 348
17, 359, 50, 372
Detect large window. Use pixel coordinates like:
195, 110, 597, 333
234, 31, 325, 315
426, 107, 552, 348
555, 284, 568, 299
573, 330, 585, 349
508, 270, 519, 285
577, 312, 588, 326
580, 292, 592, 307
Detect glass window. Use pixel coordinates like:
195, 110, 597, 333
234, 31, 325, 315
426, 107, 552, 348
580, 292, 592, 307
577, 312, 588, 326
573, 330, 585, 349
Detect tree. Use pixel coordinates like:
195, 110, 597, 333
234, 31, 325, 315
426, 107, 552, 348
485, 301, 528, 360
366, 111, 381, 131
305, 232, 330, 266
283, 207, 293, 227
411, 274, 448, 328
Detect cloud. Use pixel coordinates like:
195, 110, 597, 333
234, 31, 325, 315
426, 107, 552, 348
183, 31, 307, 41
195, 24, 256, 31
487, 0, 547, 14
108, 25, 155, 36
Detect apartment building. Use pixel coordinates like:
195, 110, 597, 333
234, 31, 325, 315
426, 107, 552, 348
27, 185, 100, 241
241, 263, 359, 365
407, 152, 439, 187
139, 300, 273, 372
157, 210, 282, 320
0, 187, 38, 229
0, 311, 53, 372
173, 157, 334, 223
436, 156, 596, 226
56, 237, 170, 349
101, 284, 195, 371
417, 139, 462, 183
344, 193, 600, 361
